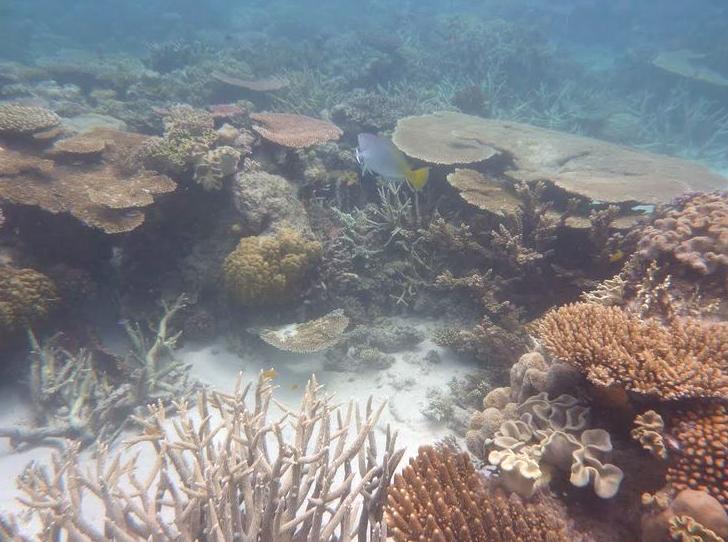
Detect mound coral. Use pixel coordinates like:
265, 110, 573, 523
637, 191, 728, 275
222, 228, 321, 306
666, 402, 728, 511
0, 103, 60, 135
384, 445, 575, 542
0, 265, 57, 339
538, 303, 728, 401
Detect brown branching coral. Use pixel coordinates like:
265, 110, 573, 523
666, 402, 728, 511
638, 191, 728, 275
251, 112, 343, 148
4, 374, 402, 541
539, 303, 728, 401
384, 445, 575, 542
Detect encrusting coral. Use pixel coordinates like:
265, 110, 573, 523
222, 227, 322, 306
384, 445, 576, 542
538, 302, 728, 401
637, 191, 728, 275
0, 265, 58, 340
1, 373, 403, 542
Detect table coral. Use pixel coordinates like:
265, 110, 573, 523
0, 265, 58, 339
222, 227, 321, 306
384, 445, 575, 542
250, 112, 342, 148
539, 303, 728, 401
666, 402, 728, 511
637, 191, 728, 275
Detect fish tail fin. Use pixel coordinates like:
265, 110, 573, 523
406, 167, 430, 191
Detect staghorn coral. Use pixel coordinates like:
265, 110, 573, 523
0, 265, 58, 339
637, 191, 728, 275
384, 445, 575, 542
258, 309, 350, 353
539, 303, 728, 401
0, 103, 60, 135
222, 227, 322, 306
0, 295, 195, 448
2, 374, 402, 541
487, 392, 624, 499
192, 145, 240, 190
250, 112, 342, 148
666, 402, 728, 511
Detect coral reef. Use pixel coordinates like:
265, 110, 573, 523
384, 445, 576, 542
222, 227, 322, 306
258, 309, 350, 353
0, 265, 58, 340
539, 302, 728, 401
642, 489, 728, 542
2, 374, 402, 542
631, 410, 668, 460
0, 103, 60, 135
192, 145, 240, 191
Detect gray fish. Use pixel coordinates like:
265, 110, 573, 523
356, 133, 429, 190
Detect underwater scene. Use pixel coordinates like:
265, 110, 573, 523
1, 0, 728, 540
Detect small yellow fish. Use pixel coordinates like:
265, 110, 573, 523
608, 249, 624, 263
261, 368, 278, 381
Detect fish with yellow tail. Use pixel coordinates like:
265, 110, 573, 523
356, 133, 430, 191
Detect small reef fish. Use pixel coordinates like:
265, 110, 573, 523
356, 133, 430, 191
261, 368, 278, 381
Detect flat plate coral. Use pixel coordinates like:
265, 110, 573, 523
258, 309, 350, 353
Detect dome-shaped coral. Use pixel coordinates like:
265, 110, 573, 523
222, 228, 321, 306
0, 265, 58, 339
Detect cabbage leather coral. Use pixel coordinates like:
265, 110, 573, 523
0, 265, 57, 339
222, 228, 321, 306
384, 445, 575, 542
538, 303, 728, 401
638, 191, 728, 275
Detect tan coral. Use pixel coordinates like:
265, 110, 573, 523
666, 402, 728, 511
212, 71, 289, 91
251, 112, 342, 148
258, 309, 350, 353
0, 265, 58, 338
539, 303, 728, 401
193, 145, 240, 191
669, 515, 725, 542
49, 130, 109, 158
632, 410, 668, 460
0, 104, 61, 135
384, 445, 575, 542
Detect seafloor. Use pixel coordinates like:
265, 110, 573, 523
0, 2, 727, 541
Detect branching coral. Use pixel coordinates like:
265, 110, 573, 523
539, 303, 728, 401
222, 227, 322, 306
638, 192, 728, 275
384, 445, 575, 542
0, 265, 58, 340
3, 374, 402, 541
0, 295, 195, 449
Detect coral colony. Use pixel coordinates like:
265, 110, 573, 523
1, 2, 728, 541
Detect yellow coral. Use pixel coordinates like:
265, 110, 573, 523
222, 228, 321, 306
0, 265, 58, 339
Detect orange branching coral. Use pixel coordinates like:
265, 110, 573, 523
384, 446, 574, 542
251, 112, 342, 148
539, 303, 728, 401
666, 402, 728, 511
638, 191, 728, 275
